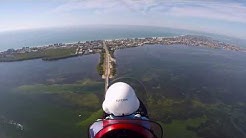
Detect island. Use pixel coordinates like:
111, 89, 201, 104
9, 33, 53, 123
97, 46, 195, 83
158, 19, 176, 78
1, 35, 246, 138
0, 35, 245, 62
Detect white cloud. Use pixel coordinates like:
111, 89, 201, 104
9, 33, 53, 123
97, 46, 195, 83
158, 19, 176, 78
52, 0, 119, 13
167, 2, 246, 23
52, 0, 246, 23
1, 0, 245, 38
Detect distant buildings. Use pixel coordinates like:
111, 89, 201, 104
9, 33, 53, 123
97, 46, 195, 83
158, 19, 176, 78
0, 35, 244, 62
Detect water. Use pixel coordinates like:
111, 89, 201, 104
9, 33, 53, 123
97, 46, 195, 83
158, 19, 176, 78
0, 25, 178, 51
0, 27, 246, 137
0, 54, 102, 138
115, 45, 246, 138
0, 55, 100, 88
115, 45, 246, 103
1, 25, 245, 51
1, 44, 245, 137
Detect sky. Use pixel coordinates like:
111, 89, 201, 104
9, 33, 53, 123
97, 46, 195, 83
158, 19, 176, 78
0, 0, 246, 39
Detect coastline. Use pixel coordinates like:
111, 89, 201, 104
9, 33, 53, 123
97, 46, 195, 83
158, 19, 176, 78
0, 35, 245, 62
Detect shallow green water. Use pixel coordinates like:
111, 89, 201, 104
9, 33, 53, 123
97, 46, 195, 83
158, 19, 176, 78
115, 45, 246, 138
0, 55, 103, 138
0, 45, 246, 138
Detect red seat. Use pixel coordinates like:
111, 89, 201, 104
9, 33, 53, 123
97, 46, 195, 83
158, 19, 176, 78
95, 122, 156, 138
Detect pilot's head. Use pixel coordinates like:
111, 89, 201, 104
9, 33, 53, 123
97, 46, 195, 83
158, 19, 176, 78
102, 82, 140, 116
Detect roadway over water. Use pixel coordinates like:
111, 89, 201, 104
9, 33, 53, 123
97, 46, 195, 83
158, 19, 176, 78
102, 41, 111, 94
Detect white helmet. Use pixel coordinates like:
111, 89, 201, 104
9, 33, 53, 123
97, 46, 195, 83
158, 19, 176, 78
102, 82, 140, 116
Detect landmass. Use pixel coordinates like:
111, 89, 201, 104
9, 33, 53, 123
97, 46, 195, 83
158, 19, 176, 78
1, 34, 245, 137
0, 35, 245, 62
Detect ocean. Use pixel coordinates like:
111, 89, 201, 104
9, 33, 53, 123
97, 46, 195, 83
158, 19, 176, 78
1, 25, 245, 51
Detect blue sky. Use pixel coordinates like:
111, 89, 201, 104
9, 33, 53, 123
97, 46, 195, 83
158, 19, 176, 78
0, 0, 246, 39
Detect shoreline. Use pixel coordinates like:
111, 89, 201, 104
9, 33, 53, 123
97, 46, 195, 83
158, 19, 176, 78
0, 35, 245, 62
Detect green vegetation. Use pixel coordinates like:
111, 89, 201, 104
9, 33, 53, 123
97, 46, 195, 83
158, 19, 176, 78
194, 103, 246, 138
0, 47, 77, 62
16, 79, 104, 94
147, 96, 246, 138
96, 49, 105, 76
16, 80, 104, 108
6, 79, 105, 138
164, 117, 206, 138
0, 91, 99, 138
109, 49, 115, 58
78, 109, 103, 127
111, 61, 117, 76
148, 98, 206, 123
43, 47, 77, 61
1, 44, 246, 138
78, 109, 103, 137
110, 50, 117, 76
15, 79, 104, 109
0, 51, 44, 62
60, 93, 100, 108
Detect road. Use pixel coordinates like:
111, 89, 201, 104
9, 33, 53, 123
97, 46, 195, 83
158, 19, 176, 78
103, 41, 110, 93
